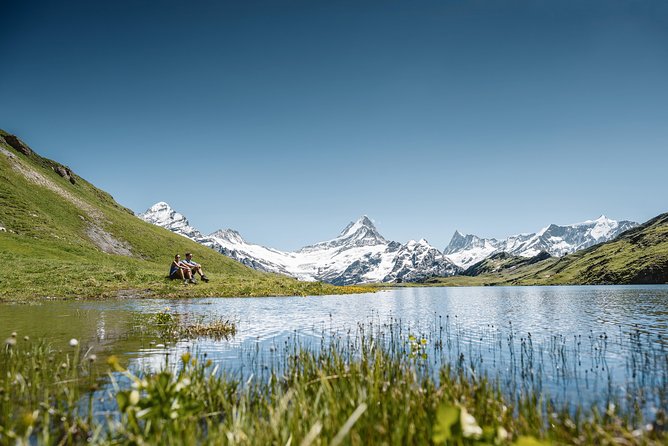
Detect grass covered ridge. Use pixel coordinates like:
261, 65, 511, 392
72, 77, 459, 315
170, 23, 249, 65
0, 130, 371, 301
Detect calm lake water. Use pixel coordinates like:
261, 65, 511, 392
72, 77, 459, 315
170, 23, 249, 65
1, 285, 667, 412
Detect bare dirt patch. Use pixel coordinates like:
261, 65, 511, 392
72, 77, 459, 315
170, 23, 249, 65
1, 147, 133, 256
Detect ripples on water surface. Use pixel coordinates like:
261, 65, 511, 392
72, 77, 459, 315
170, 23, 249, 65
1, 285, 666, 412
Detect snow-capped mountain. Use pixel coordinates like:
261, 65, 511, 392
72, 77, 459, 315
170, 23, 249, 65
444, 215, 638, 269
139, 203, 461, 284
138, 202, 203, 240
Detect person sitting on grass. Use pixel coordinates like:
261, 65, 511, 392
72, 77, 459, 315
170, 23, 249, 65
183, 252, 210, 282
169, 254, 196, 284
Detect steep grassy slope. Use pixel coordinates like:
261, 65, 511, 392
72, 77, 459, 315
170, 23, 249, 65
432, 213, 668, 286
0, 131, 370, 301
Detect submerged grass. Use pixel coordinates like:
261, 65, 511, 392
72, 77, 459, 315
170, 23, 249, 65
1, 323, 666, 446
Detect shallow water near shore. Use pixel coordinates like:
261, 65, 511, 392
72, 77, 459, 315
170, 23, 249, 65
2, 285, 667, 413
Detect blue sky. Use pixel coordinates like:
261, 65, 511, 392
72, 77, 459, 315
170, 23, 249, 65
2, 0, 667, 250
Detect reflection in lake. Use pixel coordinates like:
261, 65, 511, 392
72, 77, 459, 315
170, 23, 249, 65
1, 285, 666, 412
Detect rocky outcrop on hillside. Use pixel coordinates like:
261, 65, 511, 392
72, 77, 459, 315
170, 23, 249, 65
1, 134, 33, 156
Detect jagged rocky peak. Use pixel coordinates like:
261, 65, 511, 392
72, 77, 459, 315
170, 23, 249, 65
300, 215, 387, 252
340, 215, 387, 245
444, 214, 640, 269
444, 230, 494, 254
138, 202, 202, 239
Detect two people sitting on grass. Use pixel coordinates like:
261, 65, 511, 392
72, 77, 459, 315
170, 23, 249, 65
169, 253, 210, 284
183, 252, 209, 282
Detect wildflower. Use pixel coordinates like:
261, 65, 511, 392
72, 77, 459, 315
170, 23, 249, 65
607, 403, 616, 416
129, 390, 140, 406
107, 355, 125, 372
11, 332, 17, 338
69, 338, 79, 347
460, 407, 483, 439
88, 354, 97, 362
23, 336, 29, 341
497, 426, 509, 441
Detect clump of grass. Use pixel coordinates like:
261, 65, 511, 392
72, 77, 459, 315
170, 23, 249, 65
179, 318, 236, 339
2, 327, 666, 445
131, 307, 237, 340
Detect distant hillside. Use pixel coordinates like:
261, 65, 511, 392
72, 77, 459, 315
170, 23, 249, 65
0, 130, 368, 301
433, 212, 668, 286
462, 251, 552, 277
530, 213, 668, 284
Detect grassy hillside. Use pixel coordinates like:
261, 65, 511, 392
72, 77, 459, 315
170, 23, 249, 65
432, 213, 668, 286
461, 251, 552, 277
0, 131, 370, 301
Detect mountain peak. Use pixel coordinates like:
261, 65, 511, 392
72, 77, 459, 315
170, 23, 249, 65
358, 215, 375, 227
147, 201, 172, 212
340, 215, 379, 237
138, 202, 202, 240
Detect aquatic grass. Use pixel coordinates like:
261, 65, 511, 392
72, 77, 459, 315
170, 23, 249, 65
1, 323, 666, 445
129, 308, 237, 341
0, 335, 99, 444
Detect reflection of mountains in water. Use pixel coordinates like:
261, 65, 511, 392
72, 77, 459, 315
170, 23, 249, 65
2, 286, 666, 415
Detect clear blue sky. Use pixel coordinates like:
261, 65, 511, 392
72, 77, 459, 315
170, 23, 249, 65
2, 0, 667, 250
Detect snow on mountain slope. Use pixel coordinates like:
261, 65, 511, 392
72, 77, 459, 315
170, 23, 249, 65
139, 203, 460, 284
443, 231, 500, 270
140, 203, 637, 282
138, 202, 203, 240
444, 216, 638, 269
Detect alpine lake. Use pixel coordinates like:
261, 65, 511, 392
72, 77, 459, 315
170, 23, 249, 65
1, 285, 667, 444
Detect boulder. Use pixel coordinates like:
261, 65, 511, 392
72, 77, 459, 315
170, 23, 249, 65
53, 165, 77, 184
3, 134, 33, 156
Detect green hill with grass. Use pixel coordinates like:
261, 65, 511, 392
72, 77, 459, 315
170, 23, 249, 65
432, 212, 668, 286
0, 130, 369, 301
461, 251, 552, 277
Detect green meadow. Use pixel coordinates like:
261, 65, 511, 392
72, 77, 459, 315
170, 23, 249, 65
0, 131, 370, 301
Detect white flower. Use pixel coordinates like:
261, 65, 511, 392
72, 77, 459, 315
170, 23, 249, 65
460, 408, 483, 439
129, 390, 140, 406
69, 338, 79, 347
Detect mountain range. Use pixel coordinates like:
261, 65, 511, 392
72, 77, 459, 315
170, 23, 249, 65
140, 203, 460, 285
444, 216, 638, 269
140, 202, 638, 284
